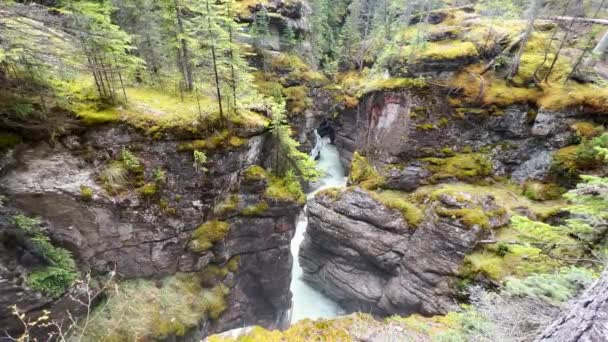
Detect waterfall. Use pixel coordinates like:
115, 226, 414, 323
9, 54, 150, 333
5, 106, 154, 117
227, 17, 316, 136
289, 130, 346, 323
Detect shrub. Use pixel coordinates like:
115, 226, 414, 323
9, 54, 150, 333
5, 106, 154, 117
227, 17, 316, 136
120, 148, 141, 171
13, 215, 78, 297
193, 150, 208, 172
153, 167, 167, 184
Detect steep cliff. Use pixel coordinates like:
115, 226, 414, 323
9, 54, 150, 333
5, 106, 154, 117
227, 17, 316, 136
0, 122, 301, 339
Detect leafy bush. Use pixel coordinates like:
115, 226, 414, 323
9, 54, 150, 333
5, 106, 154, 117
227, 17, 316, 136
12, 215, 78, 297
153, 167, 167, 184
193, 150, 208, 172
120, 148, 141, 171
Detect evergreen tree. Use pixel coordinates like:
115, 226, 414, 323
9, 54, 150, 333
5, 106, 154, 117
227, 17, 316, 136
269, 98, 320, 181
63, 0, 142, 102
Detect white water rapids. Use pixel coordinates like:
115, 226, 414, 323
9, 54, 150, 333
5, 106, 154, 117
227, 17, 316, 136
289, 131, 346, 323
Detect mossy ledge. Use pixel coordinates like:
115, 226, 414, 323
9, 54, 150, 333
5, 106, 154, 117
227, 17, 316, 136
189, 220, 231, 253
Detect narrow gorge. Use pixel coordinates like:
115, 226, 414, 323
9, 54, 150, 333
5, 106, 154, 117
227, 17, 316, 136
1, 0, 608, 341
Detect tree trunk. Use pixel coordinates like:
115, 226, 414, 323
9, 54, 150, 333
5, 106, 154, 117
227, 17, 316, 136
566, 0, 606, 81
535, 271, 608, 341
206, 0, 224, 121
587, 31, 608, 66
507, 0, 542, 78
173, 0, 193, 92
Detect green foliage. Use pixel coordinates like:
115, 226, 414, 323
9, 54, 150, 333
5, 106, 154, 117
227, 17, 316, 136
153, 167, 167, 184
193, 150, 208, 172
80, 185, 93, 201
265, 172, 306, 204
505, 267, 596, 305
348, 151, 385, 189
178, 130, 247, 152
121, 148, 142, 171
12, 215, 78, 297
82, 274, 229, 340
552, 133, 608, 181
189, 220, 230, 252
269, 99, 321, 182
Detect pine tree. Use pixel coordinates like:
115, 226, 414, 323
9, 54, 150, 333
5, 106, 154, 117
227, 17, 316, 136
269, 98, 321, 181
63, 0, 142, 102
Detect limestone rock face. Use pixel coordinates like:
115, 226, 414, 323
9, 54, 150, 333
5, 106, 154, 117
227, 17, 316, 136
0, 125, 300, 339
300, 187, 508, 316
333, 89, 579, 182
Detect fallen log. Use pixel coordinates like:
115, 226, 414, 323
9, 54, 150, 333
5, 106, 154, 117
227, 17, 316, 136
535, 271, 608, 341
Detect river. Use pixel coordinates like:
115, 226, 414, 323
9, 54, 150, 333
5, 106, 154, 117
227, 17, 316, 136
289, 132, 346, 323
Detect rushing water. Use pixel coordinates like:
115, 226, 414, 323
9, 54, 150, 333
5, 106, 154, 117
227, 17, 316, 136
289, 131, 346, 323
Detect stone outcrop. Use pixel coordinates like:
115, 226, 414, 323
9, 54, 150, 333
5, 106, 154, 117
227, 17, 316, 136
333, 89, 584, 183
0, 124, 300, 339
300, 187, 508, 316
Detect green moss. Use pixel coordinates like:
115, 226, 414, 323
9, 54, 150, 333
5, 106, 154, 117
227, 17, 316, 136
522, 181, 565, 201
283, 85, 311, 115
137, 183, 157, 197
242, 201, 269, 216
214, 195, 239, 216
0, 132, 21, 149
243, 165, 268, 182
361, 77, 427, 96
189, 220, 230, 252
436, 207, 490, 229
177, 130, 248, 152
80, 185, 93, 201
371, 190, 424, 227
348, 152, 385, 190
423, 153, 492, 181
416, 123, 435, 131
76, 106, 121, 125
571, 122, 602, 139
317, 187, 344, 201
265, 174, 305, 204
419, 40, 478, 60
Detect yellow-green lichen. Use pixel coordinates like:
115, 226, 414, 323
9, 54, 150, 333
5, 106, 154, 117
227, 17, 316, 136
80, 185, 93, 201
